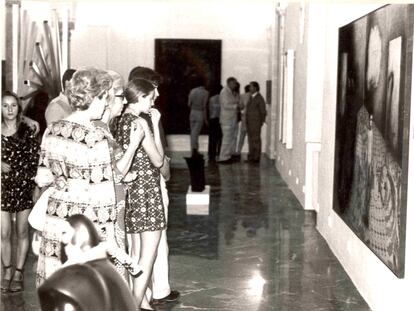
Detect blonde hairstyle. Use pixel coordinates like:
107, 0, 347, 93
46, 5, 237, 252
65, 67, 113, 111
106, 70, 124, 93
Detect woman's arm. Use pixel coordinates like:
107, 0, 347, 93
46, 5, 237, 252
115, 121, 144, 176
150, 108, 165, 159
137, 117, 164, 168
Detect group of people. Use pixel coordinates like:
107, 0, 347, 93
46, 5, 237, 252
188, 77, 267, 164
1, 66, 179, 311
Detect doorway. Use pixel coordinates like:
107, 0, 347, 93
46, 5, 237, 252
155, 39, 222, 134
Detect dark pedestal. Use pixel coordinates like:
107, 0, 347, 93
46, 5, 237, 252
184, 155, 205, 192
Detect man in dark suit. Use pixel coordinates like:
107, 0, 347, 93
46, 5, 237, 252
245, 81, 267, 163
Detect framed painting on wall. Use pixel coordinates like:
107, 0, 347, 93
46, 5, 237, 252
333, 4, 414, 278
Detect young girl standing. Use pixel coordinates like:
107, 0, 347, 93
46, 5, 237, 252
115, 78, 165, 310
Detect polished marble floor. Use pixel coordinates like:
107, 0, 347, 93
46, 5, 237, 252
1, 152, 371, 311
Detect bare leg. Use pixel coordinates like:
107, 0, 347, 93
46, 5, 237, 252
1, 212, 13, 279
14, 209, 31, 271
130, 231, 161, 310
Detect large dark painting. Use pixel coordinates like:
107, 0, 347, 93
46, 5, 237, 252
155, 39, 222, 134
333, 4, 414, 278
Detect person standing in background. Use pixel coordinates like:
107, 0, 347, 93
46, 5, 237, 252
1, 91, 40, 292
218, 77, 239, 164
235, 85, 251, 157
44, 69, 76, 126
246, 81, 266, 163
188, 76, 209, 157
208, 85, 222, 162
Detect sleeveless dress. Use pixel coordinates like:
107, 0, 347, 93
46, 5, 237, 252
1, 123, 40, 212
114, 113, 166, 233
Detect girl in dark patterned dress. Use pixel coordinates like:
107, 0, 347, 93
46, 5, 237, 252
114, 78, 165, 310
1, 91, 40, 292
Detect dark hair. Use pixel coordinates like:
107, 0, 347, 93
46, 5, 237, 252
62, 69, 76, 91
226, 77, 237, 84
66, 68, 113, 111
128, 66, 162, 86
60, 214, 101, 263
250, 81, 260, 92
2, 90, 24, 136
124, 78, 156, 104
244, 85, 250, 93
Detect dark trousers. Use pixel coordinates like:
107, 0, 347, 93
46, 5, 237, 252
247, 126, 261, 162
208, 118, 222, 160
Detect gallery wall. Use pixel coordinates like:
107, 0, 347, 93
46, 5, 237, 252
317, 3, 414, 310
274, 3, 309, 207
66, 0, 274, 150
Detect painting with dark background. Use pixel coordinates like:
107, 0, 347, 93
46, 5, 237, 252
155, 39, 221, 135
333, 4, 414, 278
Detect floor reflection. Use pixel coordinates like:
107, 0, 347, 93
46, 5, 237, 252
1, 152, 371, 311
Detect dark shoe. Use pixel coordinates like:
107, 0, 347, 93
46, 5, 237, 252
152, 290, 180, 304
1, 265, 12, 292
231, 154, 241, 161
218, 158, 233, 164
9, 268, 23, 292
140, 308, 155, 311
192, 149, 202, 158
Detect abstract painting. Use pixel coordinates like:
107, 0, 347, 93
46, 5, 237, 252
333, 4, 414, 278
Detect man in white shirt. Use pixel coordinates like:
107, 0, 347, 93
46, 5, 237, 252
218, 77, 239, 164
188, 77, 209, 156
44, 69, 76, 125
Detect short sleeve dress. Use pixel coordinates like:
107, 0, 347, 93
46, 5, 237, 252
1, 123, 40, 212
114, 113, 166, 233
35, 120, 118, 286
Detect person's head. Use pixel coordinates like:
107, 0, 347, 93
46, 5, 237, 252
226, 77, 238, 91
60, 214, 101, 264
249, 81, 260, 93
128, 66, 162, 101
124, 78, 157, 114
105, 70, 126, 119
62, 69, 76, 91
244, 85, 250, 93
66, 67, 113, 120
2, 91, 22, 125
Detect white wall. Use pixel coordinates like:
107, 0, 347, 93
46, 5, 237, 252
317, 3, 414, 310
69, 0, 273, 93
67, 0, 273, 151
274, 3, 311, 207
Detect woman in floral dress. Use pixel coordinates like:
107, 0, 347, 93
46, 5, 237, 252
35, 68, 143, 286
114, 78, 165, 310
1, 91, 40, 292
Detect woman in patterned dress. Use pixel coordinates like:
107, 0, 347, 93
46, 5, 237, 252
114, 78, 165, 310
94, 70, 144, 280
35, 68, 143, 286
1, 91, 40, 292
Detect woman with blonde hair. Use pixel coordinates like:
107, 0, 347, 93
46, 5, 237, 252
94, 70, 145, 280
1, 91, 40, 292
35, 68, 143, 285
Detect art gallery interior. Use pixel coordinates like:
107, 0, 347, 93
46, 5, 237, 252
2, 1, 414, 311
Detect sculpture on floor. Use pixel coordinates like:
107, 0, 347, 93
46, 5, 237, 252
184, 152, 206, 192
